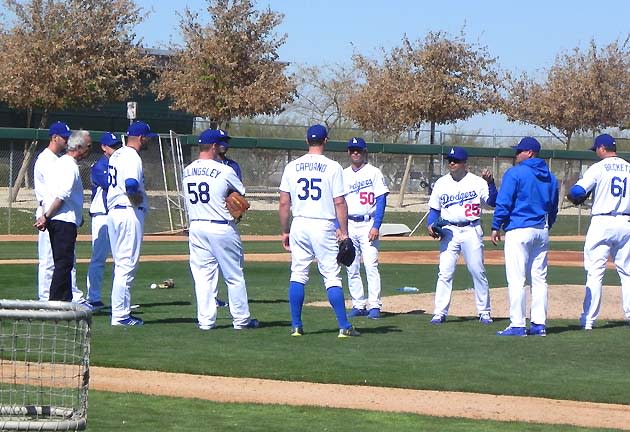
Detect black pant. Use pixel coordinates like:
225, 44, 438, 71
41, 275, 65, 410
47, 220, 77, 302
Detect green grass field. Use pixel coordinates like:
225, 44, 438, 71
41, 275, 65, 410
0, 211, 625, 431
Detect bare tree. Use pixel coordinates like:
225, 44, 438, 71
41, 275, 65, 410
154, 0, 295, 128
345, 31, 502, 206
0, 0, 152, 202
503, 38, 630, 149
288, 64, 358, 132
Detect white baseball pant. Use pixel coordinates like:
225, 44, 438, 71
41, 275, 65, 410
433, 224, 490, 317
188, 220, 252, 328
289, 217, 341, 288
581, 216, 630, 327
108, 207, 144, 324
87, 214, 110, 303
346, 220, 381, 310
504, 226, 549, 327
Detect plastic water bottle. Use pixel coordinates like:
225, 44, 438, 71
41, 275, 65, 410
395, 286, 419, 293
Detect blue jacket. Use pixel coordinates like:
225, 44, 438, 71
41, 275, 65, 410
492, 158, 559, 231
90, 155, 110, 210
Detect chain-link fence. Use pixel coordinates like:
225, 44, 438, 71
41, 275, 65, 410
0, 128, 617, 235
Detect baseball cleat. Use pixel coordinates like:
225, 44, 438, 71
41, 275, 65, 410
479, 312, 493, 325
112, 315, 144, 326
290, 326, 304, 337
216, 298, 228, 308
430, 314, 446, 325
529, 323, 547, 336
198, 323, 216, 331
348, 307, 367, 317
338, 326, 361, 338
368, 308, 381, 319
88, 300, 106, 311
496, 326, 527, 337
234, 318, 259, 330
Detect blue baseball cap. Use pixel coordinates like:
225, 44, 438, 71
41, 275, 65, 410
347, 137, 367, 150
306, 124, 327, 141
590, 133, 616, 151
447, 146, 468, 162
127, 121, 158, 137
513, 137, 541, 153
48, 121, 71, 138
198, 128, 230, 145
100, 132, 122, 147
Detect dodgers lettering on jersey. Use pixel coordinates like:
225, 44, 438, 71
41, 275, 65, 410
429, 172, 490, 223
279, 153, 344, 220
183, 158, 245, 221
343, 164, 389, 216
576, 156, 630, 215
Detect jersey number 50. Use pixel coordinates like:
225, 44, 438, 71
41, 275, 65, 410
359, 191, 375, 205
297, 178, 322, 200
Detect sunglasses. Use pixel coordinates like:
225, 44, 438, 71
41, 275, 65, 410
447, 158, 465, 164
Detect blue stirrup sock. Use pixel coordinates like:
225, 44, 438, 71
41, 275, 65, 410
327, 286, 351, 329
288, 281, 305, 327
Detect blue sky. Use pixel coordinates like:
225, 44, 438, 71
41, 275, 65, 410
136, 0, 629, 136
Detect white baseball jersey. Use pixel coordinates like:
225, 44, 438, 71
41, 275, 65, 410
107, 146, 147, 210
576, 157, 630, 215
34, 148, 58, 214
429, 172, 490, 222
279, 154, 345, 220
46, 154, 83, 226
343, 163, 389, 217
183, 158, 245, 221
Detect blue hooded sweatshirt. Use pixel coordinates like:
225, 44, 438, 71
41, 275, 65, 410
491, 158, 559, 232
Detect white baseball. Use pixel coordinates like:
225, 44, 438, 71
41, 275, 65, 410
150, 283, 157, 289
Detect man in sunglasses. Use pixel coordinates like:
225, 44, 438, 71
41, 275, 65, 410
427, 146, 497, 326
491, 137, 559, 337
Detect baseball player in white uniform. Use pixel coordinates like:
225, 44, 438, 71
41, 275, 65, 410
567, 134, 630, 330
33, 121, 85, 304
342, 137, 389, 319
107, 121, 155, 326
183, 129, 258, 331
279, 124, 359, 338
427, 147, 497, 325
86, 132, 121, 309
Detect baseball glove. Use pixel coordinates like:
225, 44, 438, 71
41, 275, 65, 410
337, 238, 356, 266
430, 217, 449, 239
566, 190, 591, 206
225, 191, 250, 220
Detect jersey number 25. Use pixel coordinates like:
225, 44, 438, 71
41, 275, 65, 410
464, 203, 480, 217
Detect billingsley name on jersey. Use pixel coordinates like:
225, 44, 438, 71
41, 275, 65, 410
348, 178, 374, 193
295, 162, 327, 172
440, 190, 479, 207
183, 166, 222, 179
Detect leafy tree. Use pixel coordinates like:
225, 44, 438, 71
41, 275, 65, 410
154, 0, 295, 127
503, 38, 630, 149
345, 31, 501, 205
0, 0, 152, 202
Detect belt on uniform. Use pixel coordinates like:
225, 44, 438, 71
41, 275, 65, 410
38, 201, 43, 206
113, 204, 145, 211
446, 219, 479, 227
348, 215, 372, 222
90, 212, 107, 217
190, 219, 229, 224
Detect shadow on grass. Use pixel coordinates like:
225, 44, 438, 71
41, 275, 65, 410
134, 301, 192, 308
250, 298, 289, 304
